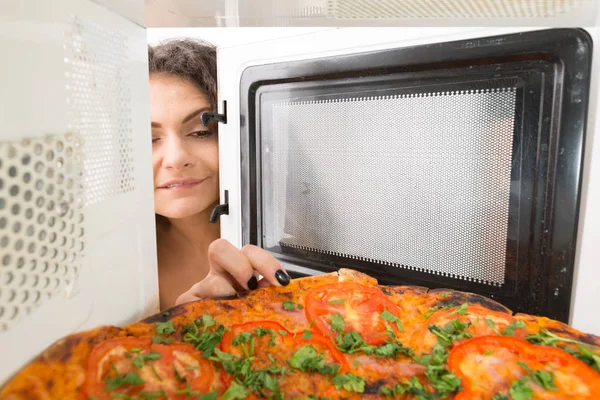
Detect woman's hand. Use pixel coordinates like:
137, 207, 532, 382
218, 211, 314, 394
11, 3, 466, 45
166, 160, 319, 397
175, 238, 291, 305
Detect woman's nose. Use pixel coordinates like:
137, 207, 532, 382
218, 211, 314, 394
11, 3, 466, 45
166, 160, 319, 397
162, 136, 195, 170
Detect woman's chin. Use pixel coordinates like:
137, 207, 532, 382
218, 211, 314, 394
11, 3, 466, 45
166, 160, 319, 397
155, 205, 213, 220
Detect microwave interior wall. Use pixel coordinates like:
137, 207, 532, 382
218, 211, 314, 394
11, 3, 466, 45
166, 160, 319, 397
239, 29, 592, 323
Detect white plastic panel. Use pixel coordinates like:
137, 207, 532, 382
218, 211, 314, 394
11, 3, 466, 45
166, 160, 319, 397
216, 27, 600, 335
0, 0, 157, 384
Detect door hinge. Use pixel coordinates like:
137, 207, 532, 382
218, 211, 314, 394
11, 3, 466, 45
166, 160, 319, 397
201, 100, 227, 126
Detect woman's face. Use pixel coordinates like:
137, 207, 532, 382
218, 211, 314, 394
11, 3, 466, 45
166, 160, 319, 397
150, 74, 219, 219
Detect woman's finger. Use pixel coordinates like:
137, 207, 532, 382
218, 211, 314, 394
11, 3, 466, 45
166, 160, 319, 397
175, 273, 238, 305
240, 244, 290, 287
208, 238, 257, 291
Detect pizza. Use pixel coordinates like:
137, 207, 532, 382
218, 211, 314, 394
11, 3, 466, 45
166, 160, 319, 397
2, 268, 600, 399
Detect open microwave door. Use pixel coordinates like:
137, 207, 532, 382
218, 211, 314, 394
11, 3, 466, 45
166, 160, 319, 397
216, 27, 600, 335
0, 0, 158, 385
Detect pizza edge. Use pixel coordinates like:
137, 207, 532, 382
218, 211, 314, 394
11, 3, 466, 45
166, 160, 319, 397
1, 268, 599, 399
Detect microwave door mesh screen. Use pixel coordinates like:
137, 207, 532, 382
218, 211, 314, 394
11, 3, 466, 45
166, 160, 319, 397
264, 89, 517, 286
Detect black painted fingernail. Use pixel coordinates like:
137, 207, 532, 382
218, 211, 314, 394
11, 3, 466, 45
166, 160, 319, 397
247, 275, 258, 290
275, 270, 290, 286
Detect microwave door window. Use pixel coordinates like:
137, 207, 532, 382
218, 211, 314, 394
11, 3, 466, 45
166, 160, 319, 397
262, 89, 517, 287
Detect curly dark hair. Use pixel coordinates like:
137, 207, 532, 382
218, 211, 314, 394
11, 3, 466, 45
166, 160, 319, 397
148, 38, 217, 110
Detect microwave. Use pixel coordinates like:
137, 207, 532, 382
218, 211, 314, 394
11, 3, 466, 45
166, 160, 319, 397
1, 0, 599, 387
215, 26, 600, 331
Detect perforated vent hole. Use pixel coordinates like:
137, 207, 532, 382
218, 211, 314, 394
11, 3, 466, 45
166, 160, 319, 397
64, 16, 135, 206
327, 0, 591, 18
0, 134, 85, 331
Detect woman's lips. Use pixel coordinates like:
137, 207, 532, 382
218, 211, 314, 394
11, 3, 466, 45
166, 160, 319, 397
158, 178, 205, 190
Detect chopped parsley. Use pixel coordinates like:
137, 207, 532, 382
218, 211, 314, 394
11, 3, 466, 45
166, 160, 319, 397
380, 308, 405, 331
334, 329, 412, 357
380, 377, 433, 399
131, 351, 161, 368
150, 365, 162, 381
525, 329, 600, 373
251, 327, 277, 346
331, 373, 365, 393
509, 377, 533, 400
182, 321, 225, 357
210, 349, 286, 397
151, 336, 172, 344
485, 319, 501, 335
525, 329, 568, 346
328, 299, 345, 305
138, 390, 167, 398
413, 345, 462, 397
154, 320, 175, 335
195, 313, 216, 328
516, 361, 557, 391
428, 319, 472, 347
564, 346, 600, 373
329, 314, 345, 333
373, 341, 413, 357
329, 313, 412, 357
232, 332, 252, 346
282, 301, 302, 310
196, 393, 218, 400
221, 381, 248, 400
302, 330, 313, 340
289, 345, 340, 375
175, 385, 199, 396
104, 372, 144, 391
494, 361, 557, 400
254, 327, 270, 337
335, 331, 376, 354
448, 303, 469, 316
503, 320, 526, 336
423, 303, 457, 320
172, 365, 186, 383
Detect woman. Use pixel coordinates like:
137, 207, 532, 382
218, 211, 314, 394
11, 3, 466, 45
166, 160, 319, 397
148, 38, 290, 310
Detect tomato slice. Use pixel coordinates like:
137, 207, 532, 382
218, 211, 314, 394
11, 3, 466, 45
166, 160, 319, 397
219, 320, 350, 396
449, 335, 600, 400
84, 336, 214, 400
305, 282, 401, 346
411, 304, 528, 354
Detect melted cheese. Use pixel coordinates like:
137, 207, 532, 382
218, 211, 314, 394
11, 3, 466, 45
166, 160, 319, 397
97, 346, 128, 381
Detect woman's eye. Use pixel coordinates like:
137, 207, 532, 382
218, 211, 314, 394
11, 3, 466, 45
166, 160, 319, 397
189, 131, 212, 138
152, 137, 160, 143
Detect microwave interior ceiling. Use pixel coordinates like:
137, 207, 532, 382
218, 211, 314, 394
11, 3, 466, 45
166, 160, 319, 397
143, 0, 597, 27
